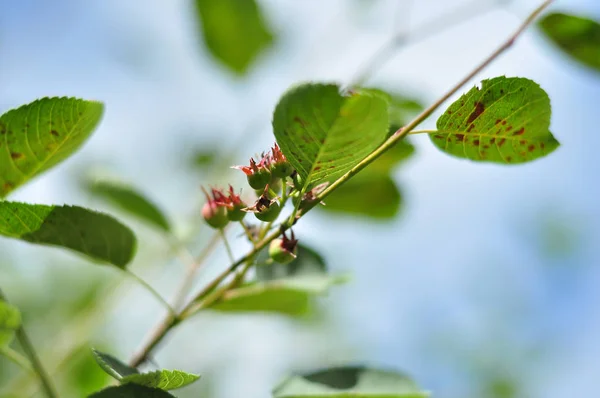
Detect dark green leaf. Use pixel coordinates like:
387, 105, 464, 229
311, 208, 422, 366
88, 384, 175, 398
91, 349, 139, 381
121, 370, 200, 391
0, 301, 21, 347
87, 180, 170, 231
195, 0, 274, 74
539, 12, 600, 72
273, 366, 429, 398
322, 174, 402, 220
0, 203, 136, 268
429, 76, 559, 164
273, 84, 389, 190
257, 243, 327, 282
0, 97, 104, 198
210, 275, 346, 317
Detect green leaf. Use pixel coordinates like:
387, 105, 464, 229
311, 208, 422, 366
211, 275, 346, 317
257, 243, 327, 281
364, 89, 424, 127
86, 180, 170, 231
92, 349, 139, 380
539, 12, 600, 72
0, 301, 21, 347
88, 384, 175, 398
273, 366, 430, 398
121, 370, 200, 391
0, 203, 136, 268
429, 76, 559, 164
273, 83, 389, 190
322, 174, 402, 220
0, 97, 104, 198
195, 0, 274, 74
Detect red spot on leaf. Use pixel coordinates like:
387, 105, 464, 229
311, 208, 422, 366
10, 152, 23, 160
466, 102, 485, 124
502, 120, 507, 126
467, 124, 475, 132
528, 144, 535, 152
455, 134, 465, 142
434, 134, 445, 139
473, 139, 480, 146
489, 138, 496, 144
506, 156, 512, 162
314, 166, 322, 171
505, 126, 512, 131
50, 130, 59, 137
513, 127, 525, 136
495, 119, 502, 125
498, 138, 506, 147
293, 117, 308, 127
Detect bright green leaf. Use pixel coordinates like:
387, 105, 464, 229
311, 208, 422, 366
365, 89, 424, 127
0, 202, 136, 268
195, 0, 274, 74
88, 384, 175, 398
273, 83, 389, 190
211, 275, 346, 317
257, 243, 327, 281
0, 301, 21, 347
121, 370, 200, 391
322, 174, 402, 220
539, 12, 600, 72
92, 349, 139, 381
429, 76, 559, 164
273, 366, 430, 398
0, 97, 104, 198
86, 180, 171, 231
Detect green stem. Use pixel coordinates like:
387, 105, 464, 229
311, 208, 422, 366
220, 228, 236, 263
1, 346, 33, 373
124, 270, 175, 316
0, 290, 58, 398
240, 221, 256, 243
407, 129, 437, 135
127, 0, 553, 367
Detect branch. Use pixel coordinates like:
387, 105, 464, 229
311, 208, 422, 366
127, 0, 553, 368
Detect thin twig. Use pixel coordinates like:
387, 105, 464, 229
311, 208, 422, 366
127, 0, 553, 368
0, 290, 58, 398
125, 270, 175, 315
349, 0, 503, 87
0, 346, 33, 373
220, 229, 235, 263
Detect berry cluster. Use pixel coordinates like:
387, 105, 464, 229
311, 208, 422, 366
201, 143, 299, 264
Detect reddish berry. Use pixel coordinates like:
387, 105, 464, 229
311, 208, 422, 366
269, 231, 298, 264
202, 187, 229, 229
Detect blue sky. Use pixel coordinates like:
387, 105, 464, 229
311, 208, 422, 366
1, 0, 599, 397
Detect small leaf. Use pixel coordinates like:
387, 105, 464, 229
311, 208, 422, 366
0, 97, 104, 198
91, 349, 139, 381
323, 174, 402, 220
195, 0, 274, 74
0, 301, 21, 347
211, 275, 345, 317
273, 366, 430, 398
429, 76, 559, 164
257, 243, 327, 282
121, 370, 200, 391
87, 180, 171, 231
0, 202, 136, 268
88, 384, 175, 398
539, 12, 600, 72
273, 83, 389, 190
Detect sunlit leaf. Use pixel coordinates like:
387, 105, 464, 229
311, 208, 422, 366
87, 180, 171, 231
273, 83, 389, 190
0, 97, 104, 197
429, 76, 559, 164
121, 370, 200, 391
195, 0, 274, 74
0, 203, 136, 268
0, 301, 21, 347
211, 275, 346, 317
273, 366, 430, 397
539, 12, 600, 72
88, 384, 174, 398
92, 349, 139, 381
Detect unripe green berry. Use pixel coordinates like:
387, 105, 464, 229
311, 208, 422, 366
269, 238, 297, 264
255, 201, 281, 222
202, 202, 229, 229
227, 203, 246, 221
292, 173, 304, 191
271, 162, 294, 179
247, 169, 271, 190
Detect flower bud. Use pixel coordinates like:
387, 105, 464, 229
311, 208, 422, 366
270, 144, 293, 178
224, 185, 246, 221
202, 187, 229, 229
233, 157, 271, 190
